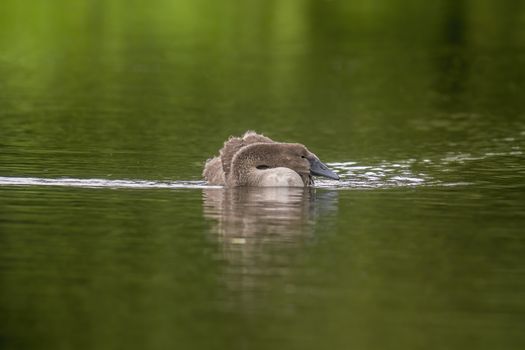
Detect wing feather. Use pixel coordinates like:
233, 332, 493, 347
220, 131, 274, 177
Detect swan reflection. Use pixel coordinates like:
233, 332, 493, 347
203, 187, 338, 240
202, 187, 338, 302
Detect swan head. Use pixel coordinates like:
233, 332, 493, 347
251, 143, 339, 182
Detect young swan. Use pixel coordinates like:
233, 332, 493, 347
203, 131, 339, 187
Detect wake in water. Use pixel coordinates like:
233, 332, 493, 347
321, 160, 434, 189
0, 159, 440, 190
2, 145, 522, 190
0, 177, 215, 189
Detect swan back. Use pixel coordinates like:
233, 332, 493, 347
203, 131, 338, 187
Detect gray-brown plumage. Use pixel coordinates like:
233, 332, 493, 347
203, 131, 339, 187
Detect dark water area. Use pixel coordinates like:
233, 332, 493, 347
1, 1, 525, 349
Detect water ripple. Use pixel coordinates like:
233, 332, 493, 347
0, 173, 435, 190
320, 160, 438, 189
0, 177, 216, 189
2, 145, 521, 190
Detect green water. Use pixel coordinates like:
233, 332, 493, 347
1, 1, 525, 349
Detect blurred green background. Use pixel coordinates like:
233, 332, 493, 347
1, 0, 523, 179
1, 1, 525, 350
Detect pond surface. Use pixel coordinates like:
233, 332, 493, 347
1, 1, 525, 349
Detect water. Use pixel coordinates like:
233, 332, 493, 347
1, 1, 525, 349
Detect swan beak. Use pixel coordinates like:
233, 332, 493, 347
309, 157, 339, 180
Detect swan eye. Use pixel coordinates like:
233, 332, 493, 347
256, 165, 270, 170
301, 156, 306, 159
